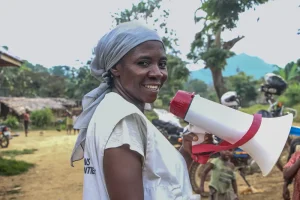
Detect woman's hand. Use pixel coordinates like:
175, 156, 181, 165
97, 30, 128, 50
182, 132, 214, 156
282, 181, 291, 200
182, 133, 198, 155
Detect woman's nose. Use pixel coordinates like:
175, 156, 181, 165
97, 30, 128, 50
148, 65, 163, 78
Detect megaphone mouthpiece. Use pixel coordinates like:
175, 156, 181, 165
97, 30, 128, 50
169, 91, 195, 119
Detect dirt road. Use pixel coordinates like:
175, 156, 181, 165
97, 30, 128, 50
0, 130, 294, 200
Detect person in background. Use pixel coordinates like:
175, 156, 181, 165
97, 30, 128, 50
66, 112, 73, 135
72, 114, 79, 135
200, 149, 239, 200
23, 109, 30, 137
282, 137, 300, 200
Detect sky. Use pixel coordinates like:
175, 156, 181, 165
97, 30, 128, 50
0, 0, 299, 70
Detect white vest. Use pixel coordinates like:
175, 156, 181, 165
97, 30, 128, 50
82, 92, 200, 200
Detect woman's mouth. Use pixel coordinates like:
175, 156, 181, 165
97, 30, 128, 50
143, 85, 160, 92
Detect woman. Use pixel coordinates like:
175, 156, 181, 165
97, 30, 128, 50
71, 21, 200, 200
282, 137, 300, 200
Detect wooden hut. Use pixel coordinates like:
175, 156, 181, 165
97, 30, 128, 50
0, 47, 23, 68
0, 97, 77, 120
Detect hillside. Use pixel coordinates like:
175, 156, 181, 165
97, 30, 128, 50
189, 53, 280, 84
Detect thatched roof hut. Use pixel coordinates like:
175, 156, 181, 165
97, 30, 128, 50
0, 97, 77, 118
0, 47, 23, 67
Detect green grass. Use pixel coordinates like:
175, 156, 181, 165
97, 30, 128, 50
0, 148, 38, 158
0, 157, 35, 176
0, 148, 37, 176
240, 103, 300, 123
239, 104, 269, 115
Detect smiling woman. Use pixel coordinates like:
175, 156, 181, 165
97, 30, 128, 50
70, 21, 200, 200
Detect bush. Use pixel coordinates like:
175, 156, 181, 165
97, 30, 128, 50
4, 115, 19, 129
30, 108, 54, 128
292, 104, 300, 123
284, 83, 300, 106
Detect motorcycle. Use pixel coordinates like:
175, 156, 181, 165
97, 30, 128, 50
255, 73, 297, 172
151, 108, 185, 149
0, 125, 12, 148
151, 118, 184, 149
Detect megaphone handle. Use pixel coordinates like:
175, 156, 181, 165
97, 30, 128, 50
192, 114, 262, 163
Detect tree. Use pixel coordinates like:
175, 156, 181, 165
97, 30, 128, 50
188, 0, 269, 101
185, 79, 208, 96
273, 61, 300, 83
225, 72, 258, 107
159, 54, 190, 105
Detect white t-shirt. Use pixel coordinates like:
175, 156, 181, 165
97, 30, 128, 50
81, 92, 199, 200
106, 114, 146, 162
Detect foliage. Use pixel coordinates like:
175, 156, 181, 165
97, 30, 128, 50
185, 79, 208, 96
273, 62, 300, 82
225, 72, 259, 107
159, 55, 190, 105
188, 0, 269, 100
198, 0, 269, 31
284, 83, 300, 107
30, 108, 54, 128
3, 115, 19, 129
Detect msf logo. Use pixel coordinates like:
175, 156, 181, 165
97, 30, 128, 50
84, 158, 96, 175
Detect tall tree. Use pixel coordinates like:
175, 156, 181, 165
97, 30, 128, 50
188, 0, 269, 101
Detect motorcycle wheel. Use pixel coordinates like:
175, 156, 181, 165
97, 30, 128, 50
189, 161, 211, 194
0, 135, 9, 148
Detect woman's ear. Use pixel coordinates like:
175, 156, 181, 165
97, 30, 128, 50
110, 63, 121, 77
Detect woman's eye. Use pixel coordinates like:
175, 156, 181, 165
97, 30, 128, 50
138, 61, 150, 67
159, 62, 167, 69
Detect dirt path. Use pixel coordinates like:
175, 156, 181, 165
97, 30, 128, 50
0, 130, 83, 200
0, 129, 296, 200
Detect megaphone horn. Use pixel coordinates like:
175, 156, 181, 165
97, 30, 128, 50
169, 90, 293, 176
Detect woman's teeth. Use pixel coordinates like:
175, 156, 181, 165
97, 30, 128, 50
144, 85, 159, 91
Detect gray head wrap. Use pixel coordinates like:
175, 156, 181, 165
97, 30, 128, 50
70, 21, 164, 166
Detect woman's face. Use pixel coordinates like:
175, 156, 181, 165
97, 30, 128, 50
112, 41, 168, 104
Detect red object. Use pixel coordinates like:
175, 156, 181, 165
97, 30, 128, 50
284, 151, 300, 200
169, 90, 195, 119
192, 113, 262, 164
